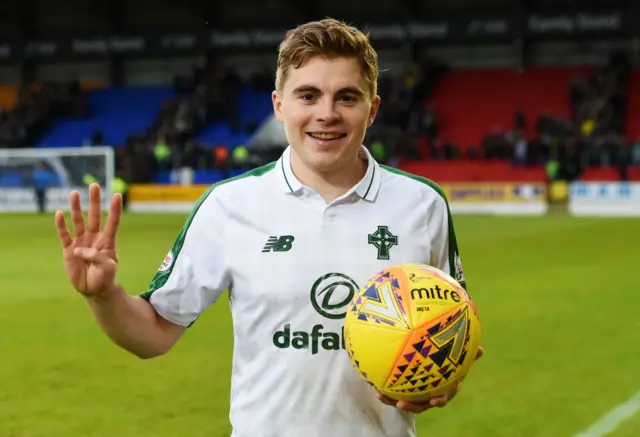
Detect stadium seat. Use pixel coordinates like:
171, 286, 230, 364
400, 160, 547, 183
195, 89, 272, 150
578, 166, 620, 181
152, 169, 228, 185
627, 166, 640, 181
0, 171, 23, 188
427, 66, 592, 151
37, 85, 176, 148
0, 85, 17, 110
193, 169, 225, 184
624, 69, 640, 144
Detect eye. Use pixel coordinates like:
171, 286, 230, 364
300, 94, 316, 102
340, 95, 358, 104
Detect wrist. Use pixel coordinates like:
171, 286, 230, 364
85, 283, 122, 304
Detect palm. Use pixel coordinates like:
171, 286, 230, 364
64, 231, 118, 294
56, 184, 122, 296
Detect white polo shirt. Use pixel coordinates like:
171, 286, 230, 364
141, 146, 467, 437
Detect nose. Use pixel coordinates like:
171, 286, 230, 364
315, 98, 340, 124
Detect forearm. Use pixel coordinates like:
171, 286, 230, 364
84, 284, 183, 359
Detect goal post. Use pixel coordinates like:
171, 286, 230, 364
0, 146, 115, 213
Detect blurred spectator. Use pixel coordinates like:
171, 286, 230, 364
2, 46, 637, 186
514, 109, 526, 131
214, 145, 230, 179
30, 161, 59, 213
153, 134, 172, 172
632, 141, 640, 165
232, 145, 250, 170
0, 81, 88, 149
369, 139, 387, 164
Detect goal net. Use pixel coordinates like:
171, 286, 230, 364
0, 146, 115, 213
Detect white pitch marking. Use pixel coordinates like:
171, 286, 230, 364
573, 390, 640, 437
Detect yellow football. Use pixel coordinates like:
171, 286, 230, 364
344, 263, 481, 402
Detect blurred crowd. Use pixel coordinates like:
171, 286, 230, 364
1, 50, 639, 185
110, 55, 449, 184
0, 81, 89, 150
114, 55, 274, 184
473, 49, 638, 181
535, 49, 635, 180
365, 57, 448, 166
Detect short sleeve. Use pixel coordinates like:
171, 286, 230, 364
140, 188, 230, 327
429, 193, 467, 291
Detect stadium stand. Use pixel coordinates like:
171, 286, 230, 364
38, 85, 176, 148
625, 68, 640, 144
0, 81, 90, 150
400, 160, 547, 183
1, 47, 639, 188
426, 66, 592, 151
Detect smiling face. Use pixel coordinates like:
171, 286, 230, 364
272, 55, 380, 174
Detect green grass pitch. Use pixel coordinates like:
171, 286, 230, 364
1, 212, 639, 437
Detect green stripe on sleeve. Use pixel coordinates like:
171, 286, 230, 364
380, 166, 462, 285
140, 162, 276, 301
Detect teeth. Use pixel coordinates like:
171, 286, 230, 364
309, 133, 344, 140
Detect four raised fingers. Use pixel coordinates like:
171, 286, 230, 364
70, 191, 86, 239
87, 183, 102, 234
102, 193, 123, 249
62, 184, 121, 247
55, 210, 73, 248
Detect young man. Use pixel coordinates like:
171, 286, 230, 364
55, 18, 482, 437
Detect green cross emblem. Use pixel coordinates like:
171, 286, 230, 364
367, 225, 398, 260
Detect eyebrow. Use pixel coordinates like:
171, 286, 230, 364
292, 85, 366, 97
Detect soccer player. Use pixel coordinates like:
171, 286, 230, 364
55, 18, 483, 437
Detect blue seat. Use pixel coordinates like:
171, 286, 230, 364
194, 169, 224, 184
0, 171, 23, 188
152, 169, 226, 185
36, 86, 273, 150
37, 85, 176, 148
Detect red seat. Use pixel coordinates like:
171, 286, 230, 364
579, 166, 620, 181
427, 66, 592, 151
625, 166, 640, 181
400, 160, 546, 183
624, 69, 640, 144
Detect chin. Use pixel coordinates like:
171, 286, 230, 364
306, 154, 344, 173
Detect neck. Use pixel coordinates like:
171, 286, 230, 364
290, 150, 367, 203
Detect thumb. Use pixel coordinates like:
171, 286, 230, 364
73, 247, 114, 265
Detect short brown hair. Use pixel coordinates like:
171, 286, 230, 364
275, 18, 379, 100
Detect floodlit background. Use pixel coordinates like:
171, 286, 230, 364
1, 0, 639, 436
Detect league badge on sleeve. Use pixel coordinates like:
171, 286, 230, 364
454, 252, 465, 284
158, 250, 174, 272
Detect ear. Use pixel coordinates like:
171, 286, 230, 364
367, 95, 381, 127
272, 90, 285, 122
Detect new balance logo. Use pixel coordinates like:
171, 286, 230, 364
262, 235, 295, 252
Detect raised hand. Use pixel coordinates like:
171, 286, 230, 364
55, 183, 123, 297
